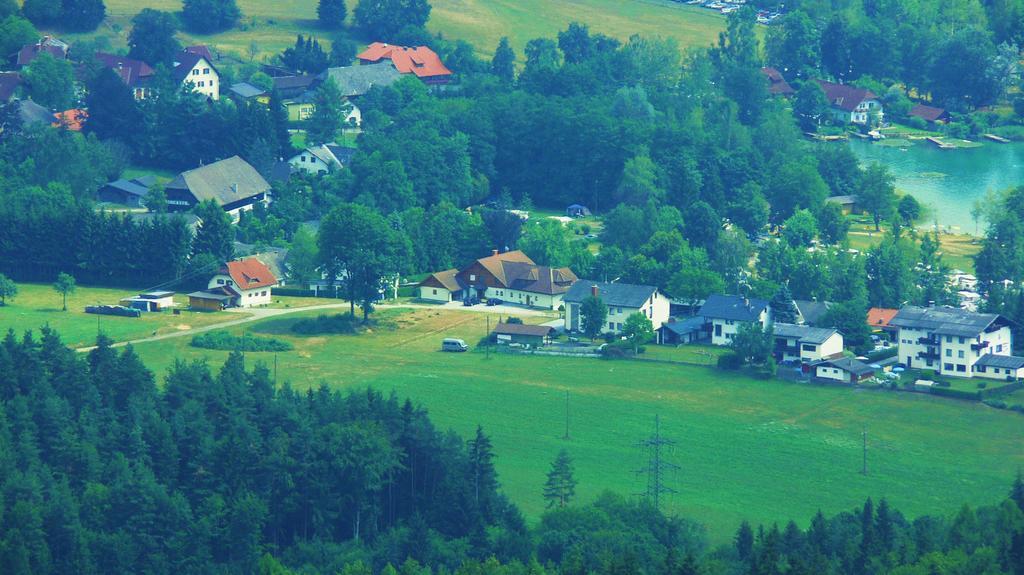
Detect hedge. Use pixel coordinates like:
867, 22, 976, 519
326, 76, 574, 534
291, 313, 362, 335
191, 331, 293, 352
928, 387, 980, 401
865, 347, 898, 363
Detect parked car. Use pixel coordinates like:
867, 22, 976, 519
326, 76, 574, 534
441, 338, 469, 352
486, 298, 503, 306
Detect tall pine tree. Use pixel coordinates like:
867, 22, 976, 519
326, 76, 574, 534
542, 448, 577, 508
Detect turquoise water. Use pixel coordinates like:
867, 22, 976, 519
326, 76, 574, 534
846, 139, 1024, 233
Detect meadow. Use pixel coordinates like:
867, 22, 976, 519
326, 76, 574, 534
128, 305, 1024, 543
70, 0, 728, 60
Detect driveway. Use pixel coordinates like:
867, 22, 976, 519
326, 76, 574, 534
75, 300, 554, 352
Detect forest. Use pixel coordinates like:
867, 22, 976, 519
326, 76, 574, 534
0, 328, 1022, 574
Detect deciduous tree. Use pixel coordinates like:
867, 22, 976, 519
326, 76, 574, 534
580, 294, 608, 341
128, 9, 181, 66
53, 272, 76, 311
317, 0, 347, 29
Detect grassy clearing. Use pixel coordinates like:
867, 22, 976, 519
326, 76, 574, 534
1, 282, 242, 349
845, 216, 981, 273
130, 307, 1024, 543
60, 0, 727, 61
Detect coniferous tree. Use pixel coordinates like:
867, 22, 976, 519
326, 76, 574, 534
736, 520, 755, 562
84, 67, 142, 141
317, 0, 346, 28
306, 77, 349, 145
491, 37, 516, 82
191, 200, 234, 262
543, 449, 577, 508
580, 294, 608, 341
1012, 470, 1024, 512
468, 425, 497, 518
770, 284, 799, 324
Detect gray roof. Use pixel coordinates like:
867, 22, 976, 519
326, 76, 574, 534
167, 156, 271, 206
188, 290, 233, 301
229, 82, 266, 98
772, 322, 838, 345
318, 62, 402, 97
794, 299, 831, 327
563, 280, 658, 308
975, 354, 1024, 369
102, 178, 151, 198
325, 144, 355, 165
819, 356, 875, 376
826, 195, 858, 205
889, 306, 1004, 337
17, 99, 52, 126
661, 316, 706, 335
699, 294, 769, 322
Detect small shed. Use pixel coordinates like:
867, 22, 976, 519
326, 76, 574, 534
120, 291, 175, 312
659, 316, 707, 345
825, 195, 859, 215
566, 204, 591, 218
188, 290, 233, 311
814, 357, 875, 383
493, 322, 552, 346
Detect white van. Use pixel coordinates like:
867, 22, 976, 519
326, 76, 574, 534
441, 338, 469, 352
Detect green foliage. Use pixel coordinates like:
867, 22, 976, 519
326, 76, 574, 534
354, 0, 431, 40
815, 202, 850, 245
53, 272, 76, 311
580, 295, 608, 341
21, 0, 61, 25
542, 449, 577, 508
717, 350, 744, 370
128, 9, 181, 66
769, 284, 799, 324
0, 272, 16, 304
192, 200, 235, 262
22, 53, 74, 111
729, 321, 773, 365
281, 34, 330, 74
898, 194, 922, 225
191, 330, 293, 351
781, 209, 818, 248
622, 312, 655, 354
317, 0, 347, 29
181, 0, 240, 33
0, 16, 38, 61
491, 37, 516, 82
860, 163, 897, 231
290, 312, 372, 334
306, 77, 349, 145
59, 0, 106, 31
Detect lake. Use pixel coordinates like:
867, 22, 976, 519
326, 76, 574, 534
846, 139, 1024, 234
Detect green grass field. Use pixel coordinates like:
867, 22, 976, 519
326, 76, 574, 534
127, 307, 1024, 543
845, 216, 981, 273
66, 0, 727, 60
1, 283, 242, 348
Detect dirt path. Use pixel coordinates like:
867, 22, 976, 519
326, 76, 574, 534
75, 301, 553, 353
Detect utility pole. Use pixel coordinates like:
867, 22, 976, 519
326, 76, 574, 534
636, 414, 678, 511
862, 425, 868, 476
274, 353, 278, 385
486, 315, 490, 359
563, 390, 570, 440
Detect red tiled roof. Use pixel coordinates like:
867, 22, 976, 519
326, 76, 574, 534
17, 43, 67, 68
53, 109, 87, 131
761, 67, 794, 95
0, 72, 21, 102
816, 80, 876, 112
909, 103, 949, 122
95, 53, 155, 88
867, 307, 899, 328
357, 42, 452, 80
185, 45, 214, 61
223, 258, 278, 290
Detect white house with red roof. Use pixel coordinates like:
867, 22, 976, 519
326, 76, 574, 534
173, 46, 220, 100
356, 42, 453, 85
816, 79, 883, 125
207, 257, 278, 308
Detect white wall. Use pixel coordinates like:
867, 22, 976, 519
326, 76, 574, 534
896, 324, 1014, 377
485, 287, 561, 310
815, 365, 851, 382
183, 57, 219, 100
419, 286, 452, 302
290, 152, 332, 175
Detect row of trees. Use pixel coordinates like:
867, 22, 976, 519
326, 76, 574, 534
2, 329, 1023, 574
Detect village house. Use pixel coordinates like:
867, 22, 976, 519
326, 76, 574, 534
816, 80, 883, 125
172, 48, 220, 100
973, 354, 1024, 381
867, 307, 899, 340
825, 195, 859, 215
658, 316, 708, 345
890, 306, 1017, 378
356, 42, 453, 85
909, 104, 950, 126
96, 175, 156, 207
419, 250, 578, 309
165, 156, 271, 220
288, 143, 356, 175
492, 322, 553, 346
227, 82, 269, 104
16, 36, 69, 68
794, 299, 831, 327
772, 323, 844, 364
814, 356, 876, 383
563, 280, 671, 339
192, 257, 279, 309
120, 291, 175, 312
700, 294, 770, 346
93, 53, 155, 99
760, 67, 794, 96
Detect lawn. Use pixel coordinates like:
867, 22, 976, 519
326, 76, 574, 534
61, 0, 728, 61
130, 306, 1024, 543
845, 216, 981, 273
1, 282, 243, 349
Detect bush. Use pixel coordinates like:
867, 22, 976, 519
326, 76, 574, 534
291, 313, 362, 335
1011, 404, 1024, 414
191, 331, 293, 352
505, 317, 523, 324
929, 386, 979, 401
600, 340, 644, 359
717, 352, 743, 370
865, 347, 898, 362
906, 116, 928, 130
977, 382, 988, 389
983, 399, 1007, 409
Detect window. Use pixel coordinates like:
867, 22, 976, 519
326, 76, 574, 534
469, 274, 476, 281
261, 291, 267, 296
944, 363, 954, 370
198, 81, 204, 87
193, 69, 199, 76
946, 335, 952, 343
802, 344, 817, 352
432, 289, 437, 295
715, 324, 722, 337
958, 350, 964, 359
609, 322, 615, 330
945, 349, 952, 357
958, 336, 965, 344
217, 279, 224, 285
956, 364, 966, 372
977, 365, 986, 373
997, 344, 1004, 352
926, 359, 933, 367
226, 280, 233, 285
203, 68, 210, 74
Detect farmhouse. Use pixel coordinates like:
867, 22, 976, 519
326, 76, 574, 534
53, 108, 86, 131
760, 67, 794, 96
96, 175, 156, 207
93, 53, 155, 99
814, 357, 876, 383
206, 257, 279, 308
419, 250, 577, 309
700, 294, 770, 346
825, 195, 859, 215
492, 322, 553, 346
165, 156, 271, 220
909, 104, 950, 125
564, 281, 671, 338
289, 143, 356, 175
16, 36, 69, 68
172, 48, 220, 100
816, 80, 883, 125
319, 63, 403, 98
772, 323, 843, 363
890, 306, 1014, 378
356, 43, 453, 85
973, 354, 1024, 380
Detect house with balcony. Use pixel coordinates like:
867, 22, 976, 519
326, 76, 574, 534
699, 294, 770, 346
890, 306, 1015, 378
772, 323, 844, 364
816, 80, 883, 125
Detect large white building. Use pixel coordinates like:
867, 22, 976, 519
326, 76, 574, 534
890, 306, 1016, 378
173, 48, 220, 100
699, 294, 771, 346
563, 281, 671, 339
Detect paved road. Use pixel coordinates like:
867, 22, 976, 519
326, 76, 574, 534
75, 301, 553, 352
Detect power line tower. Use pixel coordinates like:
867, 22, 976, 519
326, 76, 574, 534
636, 414, 678, 511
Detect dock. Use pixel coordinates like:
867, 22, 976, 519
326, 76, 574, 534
984, 133, 1011, 143
926, 137, 955, 149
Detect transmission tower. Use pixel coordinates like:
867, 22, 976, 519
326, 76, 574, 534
635, 414, 679, 511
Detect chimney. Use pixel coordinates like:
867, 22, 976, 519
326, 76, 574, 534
591, 284, 599, 298
492, 249, 499, 257
231, 183, 238, 194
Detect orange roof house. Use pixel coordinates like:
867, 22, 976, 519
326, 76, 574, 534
223, 258, 278, 291
53, 109, 87, 131
205, 257, 279, 308
356, 42, 453, 85
868, 307, 899, 330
